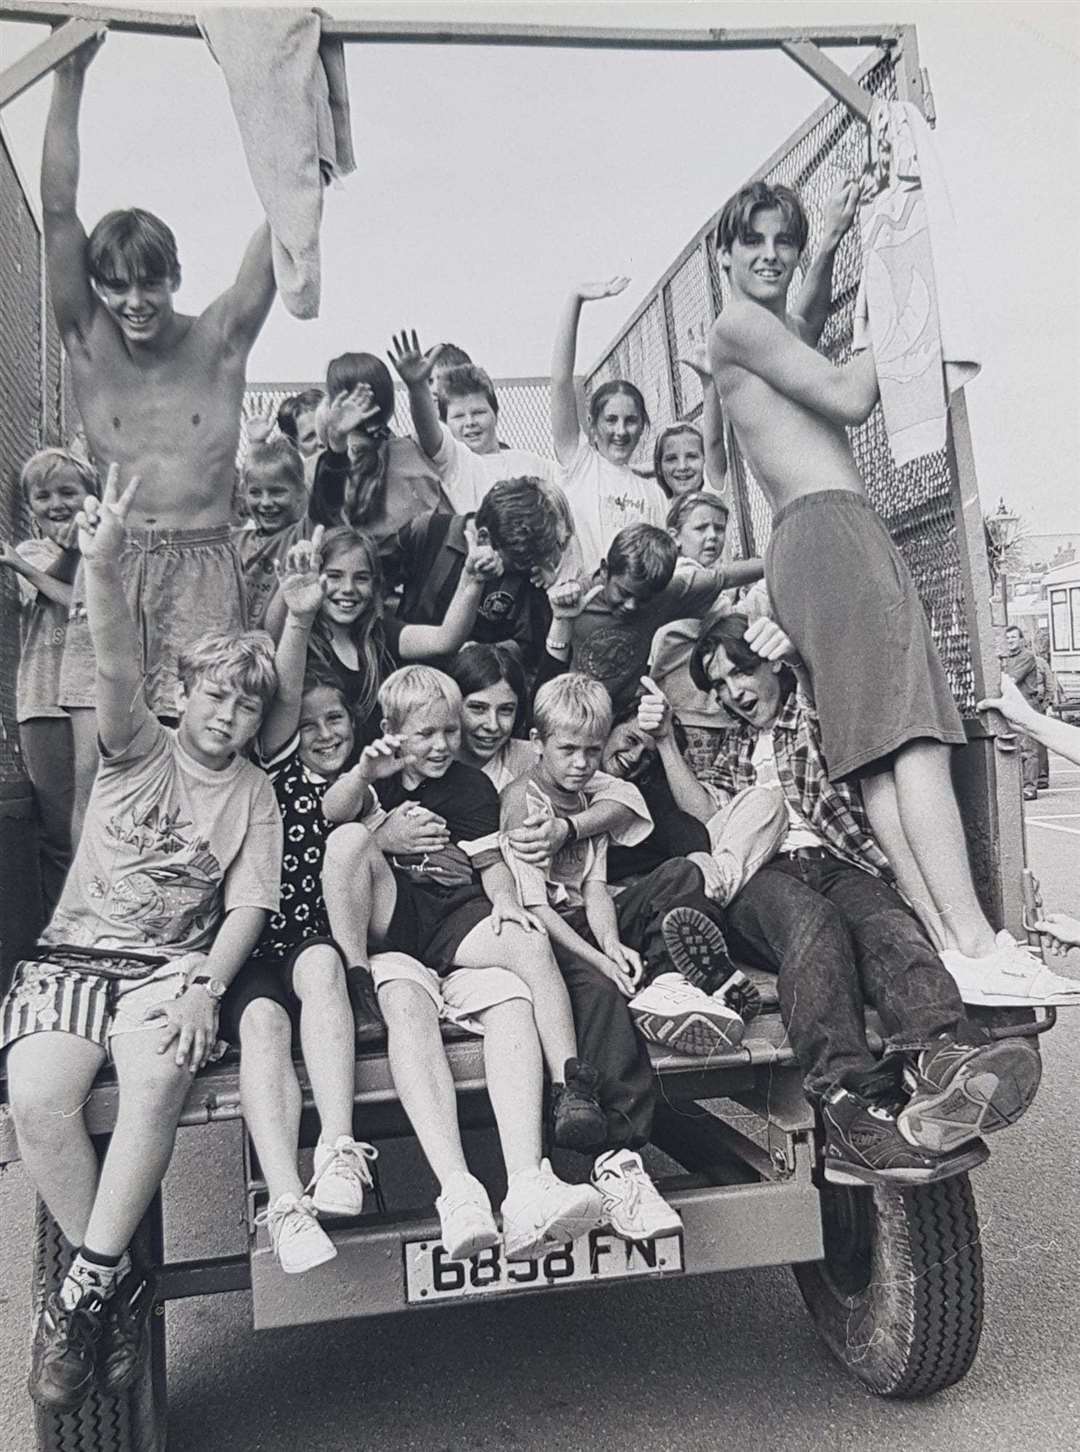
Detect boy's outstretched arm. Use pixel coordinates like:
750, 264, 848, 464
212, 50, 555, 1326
678, 344, 728, 485
77, 465, 153, 756
550, 278, 629, 465
710, 302, 879, 427
789, 178, 861, 347
388, 330, 443, 460
209, 221, 277, 354
978, 674, 1080, 768
41, 33, 105, 343
260, 527, 326, 757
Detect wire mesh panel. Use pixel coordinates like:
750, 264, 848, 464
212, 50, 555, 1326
585, 51, 980, 716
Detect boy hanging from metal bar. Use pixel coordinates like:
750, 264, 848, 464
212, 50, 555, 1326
41, 31, 276, 842
707, 175, 1080, 1006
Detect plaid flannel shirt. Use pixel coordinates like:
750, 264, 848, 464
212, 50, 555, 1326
700, 687, 895, 884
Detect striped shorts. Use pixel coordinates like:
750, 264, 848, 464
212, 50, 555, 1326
0, 955, 188, 1059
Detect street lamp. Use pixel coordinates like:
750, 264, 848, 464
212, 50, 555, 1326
986, 497, 1022, 626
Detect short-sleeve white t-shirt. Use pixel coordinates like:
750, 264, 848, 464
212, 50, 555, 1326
432, 426, 560, 516
558, 436, 667, 576
43, 717, 283, 958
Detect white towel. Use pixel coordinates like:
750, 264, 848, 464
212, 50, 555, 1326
199, 7, 356, 320
858, 99, 979, 466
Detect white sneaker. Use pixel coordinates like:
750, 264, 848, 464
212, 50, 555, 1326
941, 932, 1080, 1007
435, 1172, 500, 1261
500, 1159, 603, 1262
591, 1149, 683, 1243
255, 1193, 336, 1274
630, 973, 744, 1056
308, 1137, 378, 1216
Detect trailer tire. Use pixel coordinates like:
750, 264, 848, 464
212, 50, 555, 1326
32, 1200, 167, 1452
793, 1172, 984, 1398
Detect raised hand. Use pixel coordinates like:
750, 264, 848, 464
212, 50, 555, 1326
275, 524, 326, 622
57, 27, 106, 80
245, 416, 274, 445
549, 580, 603, 620
678, 342, 711, 381
388, 330, 437, 388
357, 734, 405, 782
577, 276, 630, 303
328, 384, 380, 441
76, 464, 139, 564
637, 676, 674, 740
822, 177, 862, 247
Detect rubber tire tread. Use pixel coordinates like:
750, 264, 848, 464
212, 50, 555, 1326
793, 1172, 984, 1399
32, 1200, 165, 1452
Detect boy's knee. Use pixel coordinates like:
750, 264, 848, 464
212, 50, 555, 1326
378, 979, 437, 1030
292, 945, 346, 1000
651, 857, 703, 897
238, 995, 294, 1049
324, 822, 375, 871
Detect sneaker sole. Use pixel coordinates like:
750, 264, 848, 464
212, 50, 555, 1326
824, 1139, 989, 1187
662, 907, 735, 992
502, 1186, 602, 1262
277, 1238, 338, 1275
898, 1041, 1042, 1153
553, 1111, 608, 1154
952, 982, 1080, 1007
599, 1201, 683, 1243
715, 968, 762, 1023
442, 1223, 501, 1261
632, 1005, 744, 1056
27, 1369, 97, 1412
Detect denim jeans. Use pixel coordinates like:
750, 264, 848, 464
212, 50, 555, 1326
724, 854, 965, 1101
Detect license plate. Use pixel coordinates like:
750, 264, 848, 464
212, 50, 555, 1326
404, 1228, 683, 1304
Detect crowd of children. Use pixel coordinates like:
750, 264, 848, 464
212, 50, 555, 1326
2, 50, 1073, 1412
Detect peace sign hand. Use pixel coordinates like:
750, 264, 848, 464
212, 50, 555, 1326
76, 464, 140, 565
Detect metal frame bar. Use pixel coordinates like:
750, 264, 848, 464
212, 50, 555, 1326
0, 15, 103, 108
780, 39, 875, 123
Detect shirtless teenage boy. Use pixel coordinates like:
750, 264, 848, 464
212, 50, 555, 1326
707, 178, 1045, 993
43, 36, 277, 834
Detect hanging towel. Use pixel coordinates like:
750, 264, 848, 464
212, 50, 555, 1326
199, 7, 356, 320
858, 99, 979, 467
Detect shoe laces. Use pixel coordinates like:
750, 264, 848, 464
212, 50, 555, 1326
439, 1174, 487, 1217
255, 1194, 320, 1247
306, 1139, 378, 1198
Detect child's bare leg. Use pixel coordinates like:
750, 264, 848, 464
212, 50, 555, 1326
476, 998, 543, 1179
68, 706, 99, 847
860, 771, 948, 951
378, 980, 470, 1187
237, 999, 305, 1203
7, 1033, 105, 1245
453, 920, 577, 1082
322, 824, 398, 969
887, 740, 996, 956
82, 1030, 193, 1257
293, 944, 355, 1145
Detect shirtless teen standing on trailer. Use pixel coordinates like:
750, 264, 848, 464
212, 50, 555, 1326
707, 177, 1058, 1000
42, 34, 277, 838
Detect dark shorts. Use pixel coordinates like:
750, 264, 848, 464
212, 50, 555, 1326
59, 524, 247, 718
218, 936, 344, 1043
383, 875, 492, 974
766, 491, 965, 781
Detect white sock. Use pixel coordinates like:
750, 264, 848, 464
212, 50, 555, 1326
58, 1249, 130, 1310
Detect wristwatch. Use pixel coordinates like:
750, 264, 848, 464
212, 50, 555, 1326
189, 974, 227, 1002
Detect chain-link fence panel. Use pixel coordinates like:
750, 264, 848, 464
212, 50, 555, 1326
585, 51, 980, 716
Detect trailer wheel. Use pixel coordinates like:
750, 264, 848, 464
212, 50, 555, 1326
793, 1173, 984, 1398
32, 1200, 167, 1452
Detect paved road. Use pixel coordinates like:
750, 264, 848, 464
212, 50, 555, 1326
3, 766, 1080, 1451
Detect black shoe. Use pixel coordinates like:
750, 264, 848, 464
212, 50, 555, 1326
28, 1289, 104, 1411
99, 1268, 157, 1397
552, 1058, 608, 1152
660, 906, 735, 994
897, 1034, 1042, 1154
715, 969, 762, 1023
821, 1088, 989, 1187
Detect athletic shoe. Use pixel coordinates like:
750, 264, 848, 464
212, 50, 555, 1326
28, 1289, 104, 1411
435, 1171, 500, 1261
661, 905, 736, 993
897, 1034, 1042, 1154
821, 1088, 989, 1187
552, 1057, 608, 1152
255, 1193, 337, 1274
1022, 786, 1038, 801
630, 973, 744, 1056
98, 1268, 156, 1397
941, 931, 1080, 1007
500, 1159, 603, 1261
591, 1149, 682, 1243
714, 968, 762, 1023
309, 1136, 378, 1217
